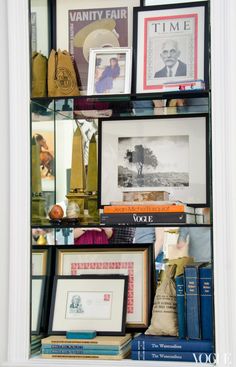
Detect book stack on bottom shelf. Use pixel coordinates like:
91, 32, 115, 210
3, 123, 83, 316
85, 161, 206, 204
131, 335, 214, 362
41, 334, 132, 360
31, 335, 45, 356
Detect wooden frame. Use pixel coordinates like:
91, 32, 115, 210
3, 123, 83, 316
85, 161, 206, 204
56, 244, 154, 330
48, 275, 128, 335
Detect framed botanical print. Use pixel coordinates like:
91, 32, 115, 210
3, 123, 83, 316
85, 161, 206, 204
56, 244, 154, 329
133, 2, 209, 93
48, 275, 128, 335
99, 115, 209, 206
55, 0, 140, 91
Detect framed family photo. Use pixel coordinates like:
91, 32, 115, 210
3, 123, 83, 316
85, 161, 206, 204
48, 275, 128, 335
55, 0, 140, 91
56, 244, 154, 329
87, 47, 132, 95
133, 2, 209, 93
99, 115, 209, 206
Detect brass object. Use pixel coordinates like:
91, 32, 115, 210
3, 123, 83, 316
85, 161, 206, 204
86, 134, 99, 223
66, 126, 87, 222
31, 137, 48, 225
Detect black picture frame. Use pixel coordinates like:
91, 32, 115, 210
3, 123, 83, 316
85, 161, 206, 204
55, 243, 155, 330
48, 274, 128, 335
31, 276, 46, 335
132, 2, 209, 95
98, 114, 210, 207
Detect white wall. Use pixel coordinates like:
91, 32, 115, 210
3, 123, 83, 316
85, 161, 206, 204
0, 0, 9, 363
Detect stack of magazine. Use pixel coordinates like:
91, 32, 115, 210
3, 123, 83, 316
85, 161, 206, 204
41, 334, 132, 360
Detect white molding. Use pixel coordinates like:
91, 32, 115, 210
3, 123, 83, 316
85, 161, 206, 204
4, 0, 236, 366
211, 0, 236, 365
7, 0, 31, 362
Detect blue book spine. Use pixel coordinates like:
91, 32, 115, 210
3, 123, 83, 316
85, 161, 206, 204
199, 266, 213, 340
41, 348, 120, 356
131, 350, 214, 362
175, 275, 186, 339
185, 265, 201, 339
131, 336, 213, 352
42, 343, 120, 351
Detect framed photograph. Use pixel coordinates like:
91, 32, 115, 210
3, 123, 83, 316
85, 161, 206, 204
55, 0, 140, 91
56, 244, 154, 329
32, 246, 51, 276
87, 47, 132, 95
133, 2, 209, 93
31, 276, 46, 334
48, 275, 128, 335
99, 115, 209, 206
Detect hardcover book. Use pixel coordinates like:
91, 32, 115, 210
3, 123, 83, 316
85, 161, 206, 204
184, 263, 208, 339
123, 191, 170, 202
41, 334, 131, 347
199, 265, 213, 340
175, 275, 186, 339
131, 334, 213, 352
100, 212, 197, 225
103, 204, 194, 214
131, 350, 214, 362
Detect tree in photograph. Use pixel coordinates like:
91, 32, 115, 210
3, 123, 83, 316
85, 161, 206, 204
124, 144, 158, 177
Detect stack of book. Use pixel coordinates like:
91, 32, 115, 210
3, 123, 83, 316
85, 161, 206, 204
131, 334, 214, 362
100, 201, 203, 225
31, 334, 45, 356
176, 263, 213, 340
41, 334, 132, 360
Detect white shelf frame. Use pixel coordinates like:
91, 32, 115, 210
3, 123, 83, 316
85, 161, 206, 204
4, 0, 236, 366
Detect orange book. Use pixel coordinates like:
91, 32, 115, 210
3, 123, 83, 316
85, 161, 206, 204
103, 205, 186, 214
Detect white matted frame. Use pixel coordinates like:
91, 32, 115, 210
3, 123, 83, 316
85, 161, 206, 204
133, 3, 208, 94
48, 275, 128, 335
99, 115, 209, 206
56, 244, 153, 329
87, 47, 132, 95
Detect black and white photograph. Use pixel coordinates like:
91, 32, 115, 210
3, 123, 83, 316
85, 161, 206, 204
99, 115, 208, 206
118, 135, 189, 189
134, 3, 208, 93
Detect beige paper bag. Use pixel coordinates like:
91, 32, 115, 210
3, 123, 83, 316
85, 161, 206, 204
145, 265, 178, 336
48, 49, 79, 97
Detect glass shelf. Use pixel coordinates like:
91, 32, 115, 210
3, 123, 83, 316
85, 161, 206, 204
31, 94, 209, 121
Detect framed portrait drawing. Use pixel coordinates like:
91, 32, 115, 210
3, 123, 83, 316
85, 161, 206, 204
55, 0, 140, 92
48, 275, 128, 335
31, 276, 46, 334
56, 244, 154, 329
87, 47, 132, 95
99, 115, 209, 206
133, 2, 209, 93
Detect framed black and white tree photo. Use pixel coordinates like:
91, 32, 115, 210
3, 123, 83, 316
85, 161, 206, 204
98, 115, 209, 206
